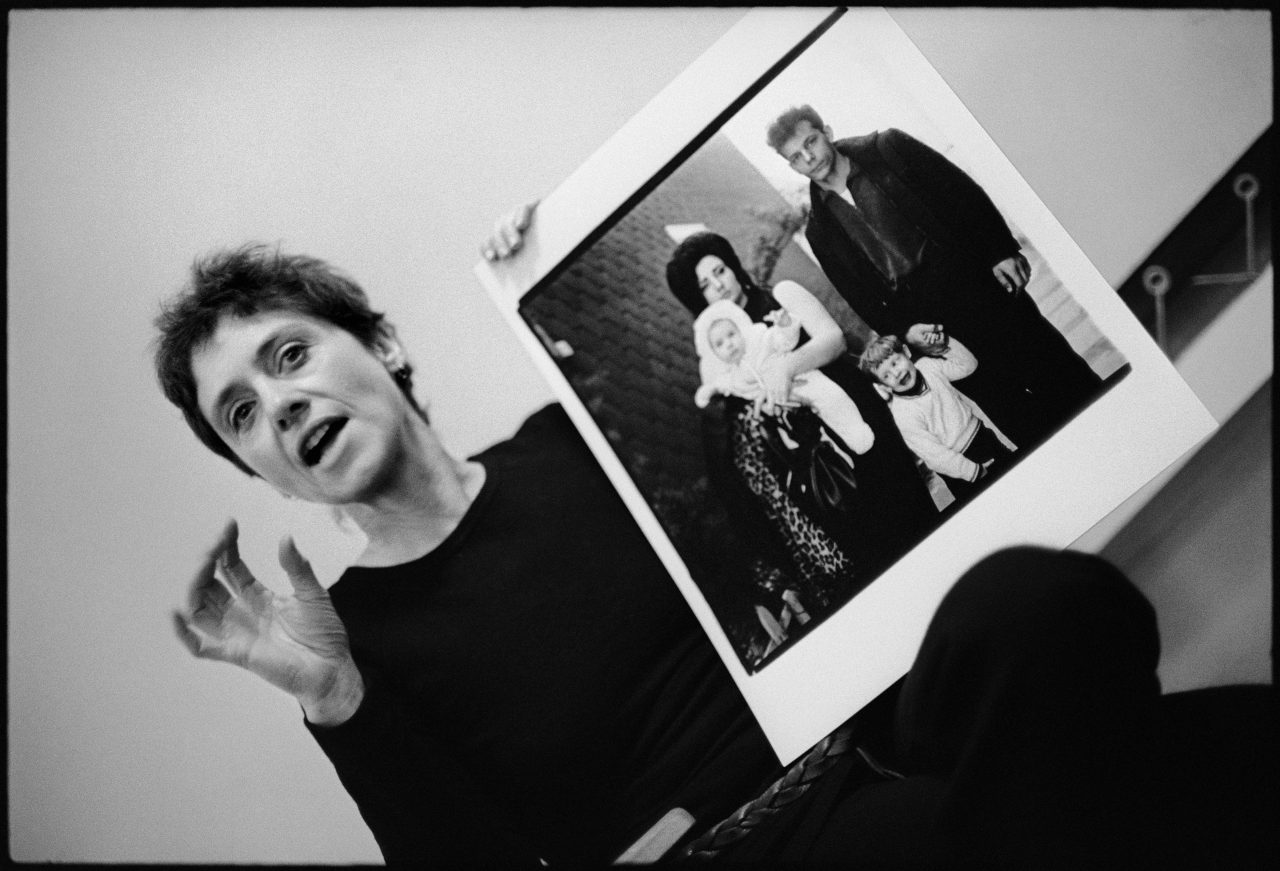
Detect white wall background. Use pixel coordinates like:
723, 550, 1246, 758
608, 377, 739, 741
7, 8, 1270, 864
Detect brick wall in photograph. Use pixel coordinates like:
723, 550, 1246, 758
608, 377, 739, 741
524, 134, 870, 511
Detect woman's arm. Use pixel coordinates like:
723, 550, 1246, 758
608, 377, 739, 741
771, 280, 847, 371
175, 522, 542, 865
757, 280, 848, 412
307, 675, 544, 865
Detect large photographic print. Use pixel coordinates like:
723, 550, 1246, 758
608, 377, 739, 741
477, 8, 1215, 762
518, 116, 1129, 677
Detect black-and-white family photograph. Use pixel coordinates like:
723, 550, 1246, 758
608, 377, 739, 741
520, 68, 1129, 674
478, 8, 1224, 760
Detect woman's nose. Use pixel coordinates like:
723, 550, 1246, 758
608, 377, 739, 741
269, 394, 309, 432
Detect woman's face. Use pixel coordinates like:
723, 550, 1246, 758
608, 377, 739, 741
695, 254, 747, 308
191, 310, 415, 504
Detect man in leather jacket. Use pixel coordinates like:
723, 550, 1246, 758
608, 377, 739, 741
768, 105, 1103, 450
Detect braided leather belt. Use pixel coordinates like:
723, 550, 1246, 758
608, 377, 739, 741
677, 722, 869, 861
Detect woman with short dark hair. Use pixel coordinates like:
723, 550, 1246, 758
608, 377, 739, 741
161, 242, 783, 864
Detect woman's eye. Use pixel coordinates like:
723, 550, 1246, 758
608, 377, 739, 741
279, 343, 308, 370
229, 402, 254, 431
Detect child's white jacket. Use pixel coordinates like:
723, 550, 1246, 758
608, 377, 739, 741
885, 339, 1016, 481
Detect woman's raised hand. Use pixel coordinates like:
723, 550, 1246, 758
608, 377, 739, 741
480, 201, 538, 261
173, 520, 364, 726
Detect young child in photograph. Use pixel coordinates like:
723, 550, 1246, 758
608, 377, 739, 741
858, 332, 1016, 505
692, 299, 874, 456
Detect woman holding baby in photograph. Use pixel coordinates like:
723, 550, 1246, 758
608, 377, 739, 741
666, 232, 937, 607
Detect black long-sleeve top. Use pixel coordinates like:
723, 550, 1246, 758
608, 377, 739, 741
306, 405, 780, 865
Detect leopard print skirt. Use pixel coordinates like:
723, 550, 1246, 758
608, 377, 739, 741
728, 406, 854, 596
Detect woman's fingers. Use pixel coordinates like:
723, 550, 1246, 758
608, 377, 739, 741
217, 519, 257, 595
500, 201, 536, 247
514, 201, 536, 229
493, 214, 518, 254
503, 202, 535, 240
186, 546, 228, 614
278, 535, 324, 597
484, 214, 517, 260
173, 611, 215, 659
173, 611, 202, 656
179, 522, 256, 654
173, 606, 236, 661
481, 201, 539, 261
185, 572, 236, 642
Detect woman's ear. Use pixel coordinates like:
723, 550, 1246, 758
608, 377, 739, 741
372, 321, 407, 372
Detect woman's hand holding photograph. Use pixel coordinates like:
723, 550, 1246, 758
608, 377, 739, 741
480, 201, 539, 261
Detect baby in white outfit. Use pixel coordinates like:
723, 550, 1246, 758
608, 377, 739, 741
692, 299, 873, 455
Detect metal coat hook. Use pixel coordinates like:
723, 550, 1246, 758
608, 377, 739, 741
1142, 265, 1173, 352
1142, 172, 1262, 353
1190, 172, 1261, 286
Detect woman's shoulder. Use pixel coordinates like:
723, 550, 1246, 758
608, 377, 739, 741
492, 403, 579, 458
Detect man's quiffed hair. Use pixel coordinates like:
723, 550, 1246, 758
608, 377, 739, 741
765, 105, 827, 153
857, 334, 906, 377
153, 243, 417, 477
664, 231, 760, 316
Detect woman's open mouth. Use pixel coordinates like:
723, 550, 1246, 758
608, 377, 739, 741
300, 418, 348, 467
